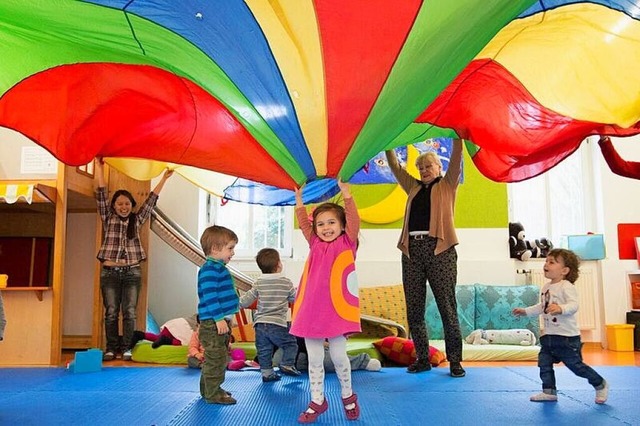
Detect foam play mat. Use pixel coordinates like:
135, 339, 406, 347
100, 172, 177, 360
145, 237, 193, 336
0, 365, 638, 425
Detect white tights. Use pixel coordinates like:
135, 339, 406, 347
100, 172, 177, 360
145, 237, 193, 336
305, 336, 353, 406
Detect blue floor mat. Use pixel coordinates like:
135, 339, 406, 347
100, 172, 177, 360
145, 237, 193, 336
0, 366, 637, 425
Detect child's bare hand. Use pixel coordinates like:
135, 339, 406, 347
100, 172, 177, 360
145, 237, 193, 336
337, 178, 351, 197
294, 185, 304, 206
512, 308, 526, 316
216, 319, 229, 335
544, 303, 562, 315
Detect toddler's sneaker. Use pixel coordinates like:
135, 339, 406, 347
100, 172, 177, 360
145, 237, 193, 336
530, 392, 558, 402
102, 350, 115, 361
262, 372, 281, 383
365, 358, 382, 371
280, 365, 301, 376
207, 394, 237, 405
595, 380, 609, 404
122, 350, 132, 361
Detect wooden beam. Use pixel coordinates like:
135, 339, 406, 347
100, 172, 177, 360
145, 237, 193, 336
49, 163, 67, 366
34, 183, 56, 203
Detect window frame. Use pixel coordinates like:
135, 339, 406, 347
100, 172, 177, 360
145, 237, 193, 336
202, 192, 294, 259
507, 137, 600, 246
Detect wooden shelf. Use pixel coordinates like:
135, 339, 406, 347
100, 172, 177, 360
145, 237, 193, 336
1, 286, 51, 301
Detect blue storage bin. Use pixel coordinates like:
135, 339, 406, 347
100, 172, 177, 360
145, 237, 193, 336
564, 234, 605, 260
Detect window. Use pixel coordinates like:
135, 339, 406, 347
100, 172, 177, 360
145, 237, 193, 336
204, 193, 293, 258
508, 137, 598, 246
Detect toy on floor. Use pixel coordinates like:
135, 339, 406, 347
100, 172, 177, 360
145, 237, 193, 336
227, 348, 260, 371
68, 348, 103, 373
465, 329, 536, 346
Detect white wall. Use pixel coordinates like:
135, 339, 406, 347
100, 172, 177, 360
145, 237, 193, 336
62, 213, 96, 335
594, 136, 640, 325
146, 174, 200, 324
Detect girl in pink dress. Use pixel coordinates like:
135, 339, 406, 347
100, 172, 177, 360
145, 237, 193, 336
291, 179, 361, 423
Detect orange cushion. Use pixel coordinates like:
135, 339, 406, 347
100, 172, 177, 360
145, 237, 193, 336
373, 336, 445, 366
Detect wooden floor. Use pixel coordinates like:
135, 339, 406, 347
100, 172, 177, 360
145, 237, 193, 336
62, 343, 640, 368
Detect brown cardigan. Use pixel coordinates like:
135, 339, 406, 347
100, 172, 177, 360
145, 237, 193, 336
385, 138, 463, 257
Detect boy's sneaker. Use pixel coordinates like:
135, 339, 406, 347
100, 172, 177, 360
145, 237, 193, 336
262, 372, 281, 383
122, 350, 132, 361
595, 380, 609, 404
102, 351, 115, 361
207, 394, 237, 405
366, 359, 382, 371
530, 392, 558, 402
279, 365, 301, 376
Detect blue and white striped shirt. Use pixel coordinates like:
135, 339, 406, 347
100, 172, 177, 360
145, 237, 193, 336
197, 257, 238, 322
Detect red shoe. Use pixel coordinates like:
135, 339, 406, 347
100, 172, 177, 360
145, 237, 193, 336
342, 393, 360, 420
297, 399, 328, 423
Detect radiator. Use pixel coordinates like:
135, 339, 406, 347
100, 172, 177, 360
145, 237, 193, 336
530, 270, 597, 330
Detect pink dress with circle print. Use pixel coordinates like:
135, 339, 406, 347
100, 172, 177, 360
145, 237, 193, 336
290, 197, 361, 339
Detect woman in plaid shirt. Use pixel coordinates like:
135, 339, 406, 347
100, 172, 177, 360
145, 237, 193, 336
95, 158, 173, 361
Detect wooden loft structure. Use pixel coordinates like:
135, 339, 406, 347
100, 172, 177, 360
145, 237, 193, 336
0, 162, 151, 366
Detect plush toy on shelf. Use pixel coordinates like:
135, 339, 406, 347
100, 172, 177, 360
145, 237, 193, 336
509, 222, 537, 261
535, 237, 554, 258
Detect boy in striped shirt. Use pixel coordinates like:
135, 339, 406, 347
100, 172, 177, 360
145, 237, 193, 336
240, 248, 300, 382
197, 225, 239, 405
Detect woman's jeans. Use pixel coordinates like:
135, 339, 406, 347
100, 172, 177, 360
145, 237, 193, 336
538, 334, 605, 393
100, 265, 141, 352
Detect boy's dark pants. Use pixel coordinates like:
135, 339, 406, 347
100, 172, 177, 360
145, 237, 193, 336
199, 319, 231, 401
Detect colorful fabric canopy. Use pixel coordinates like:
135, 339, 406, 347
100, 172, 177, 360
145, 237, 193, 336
0, 1, 638, 205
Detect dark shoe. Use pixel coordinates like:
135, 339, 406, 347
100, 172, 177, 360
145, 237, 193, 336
280, 365, 302, 376
151, 335, 173, 349
207, 394, 237, 405
298, 399, 328, 423
450, 362, 466, 378
262, 372, 281, 383
122, 350, 132, 361
102, 350, 115, 361
407, 358, 431, 373
342, 393, 360, 421
129, 331, 145, 348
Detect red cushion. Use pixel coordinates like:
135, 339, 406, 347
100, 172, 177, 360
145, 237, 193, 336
372, 336, 445, 366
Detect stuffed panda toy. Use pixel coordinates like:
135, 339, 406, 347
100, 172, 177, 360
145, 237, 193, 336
535, 238, 554, 258
509, 222, 538, 260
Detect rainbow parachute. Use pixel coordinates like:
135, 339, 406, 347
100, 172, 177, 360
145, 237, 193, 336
0, 1, 639, 204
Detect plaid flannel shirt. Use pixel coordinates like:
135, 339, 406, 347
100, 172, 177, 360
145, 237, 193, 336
95, 187, 159, 264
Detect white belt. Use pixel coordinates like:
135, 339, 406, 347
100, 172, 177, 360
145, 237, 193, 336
409, 231, 430, 240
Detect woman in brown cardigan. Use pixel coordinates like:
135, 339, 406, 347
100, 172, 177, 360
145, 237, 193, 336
385, 138, 465, 377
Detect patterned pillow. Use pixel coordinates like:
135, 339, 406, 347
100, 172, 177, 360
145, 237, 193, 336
359, 284, 408, 332
474, 284, 540, 337
425, 285, 476, 340
372, 336, 446, 366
